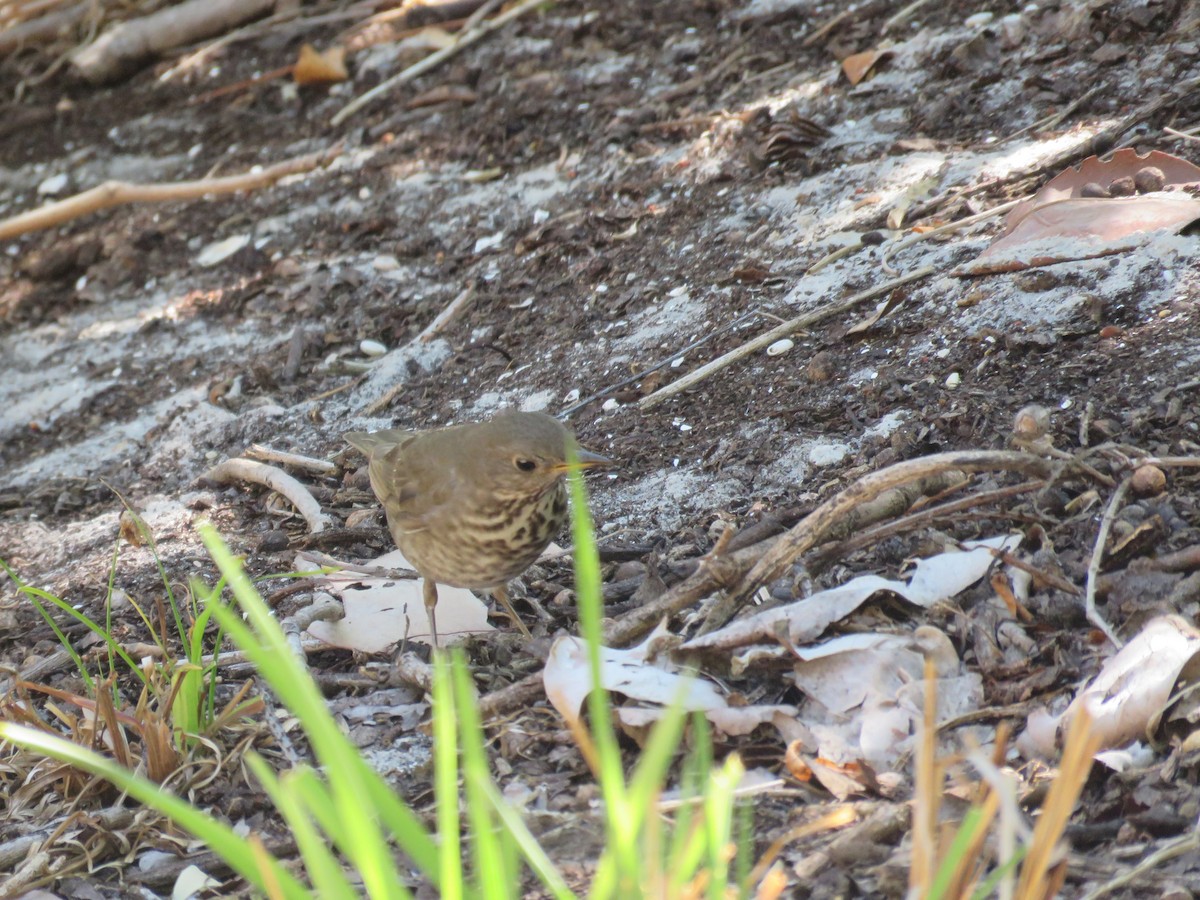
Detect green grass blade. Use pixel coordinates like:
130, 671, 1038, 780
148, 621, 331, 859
969, 843, 1028, 900
432, 652, 465, 900
450, 656, 513, 900
481, 779, 577, 900
0, 722, 309, 899
246, 754, 357, 900
199, 525, 434, 895
566, 456, 636, 895
704, 755, 743, 900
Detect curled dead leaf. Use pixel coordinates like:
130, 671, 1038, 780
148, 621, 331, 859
293, 44, 347, 85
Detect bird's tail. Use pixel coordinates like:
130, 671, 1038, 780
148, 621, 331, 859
344, 429, 407, 458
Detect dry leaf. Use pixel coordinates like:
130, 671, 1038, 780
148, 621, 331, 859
293, 44, 348, 85
304, 550, 492, 649
962, 149, 1200, 275
1020, 615, 1200, 758
686, 534, 1020, 652
962, 194, 1200, 275
841, 48, 894, 86
1004, 149, 1200, 232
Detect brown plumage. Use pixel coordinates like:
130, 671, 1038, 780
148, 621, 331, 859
345, 409, 609, 644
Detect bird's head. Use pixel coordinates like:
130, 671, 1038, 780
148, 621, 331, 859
479, 410, 611, 496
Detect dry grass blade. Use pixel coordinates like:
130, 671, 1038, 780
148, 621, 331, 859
910, 656, 939, 896
1016, 708, 1102, 898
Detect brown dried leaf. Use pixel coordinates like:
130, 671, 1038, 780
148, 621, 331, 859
406, 85, 479, 109
841, 48, 893, 86
962, 194, 1200, 275
293, 44, 348, 85
1004, 149, 1200, 233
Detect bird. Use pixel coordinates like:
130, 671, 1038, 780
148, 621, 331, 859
345, 409, 610, 646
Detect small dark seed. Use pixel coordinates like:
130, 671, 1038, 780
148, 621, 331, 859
860, 230, 886, 246
1134, 166, 1166, 193
1080, 181, 1110, 198
1108, 176, 1136, 197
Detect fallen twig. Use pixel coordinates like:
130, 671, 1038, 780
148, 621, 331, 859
806, 478, 1045, 570
727, 451, 1059, 618
70, 0, 274, 83
0, 145, 340, 241
245, 444, 338, 475
294, 550, 419, 581
880, 199, 1020, 275
417, 284, 476, 343
203, 459, 332, 534
0, 1, 90, 56
331, 0, 551, 126
559, 308, 771, 418
1082, 817, 1200, 899
882, 0, 935, 33
639, 266, 934, 409
1083, 476, 1129, 648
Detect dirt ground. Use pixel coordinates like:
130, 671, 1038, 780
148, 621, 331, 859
3, 0, 1200, 895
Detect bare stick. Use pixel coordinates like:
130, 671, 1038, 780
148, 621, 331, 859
0, 145, 339, 241
0, 1, 88, 55
729, 451, 1057, 612
70, 0, 275, 84
882, 0, 936, 33
417, 284, 476, 343
245, 444, 338, 475
1082, 819, 1200, 900
281, 592, 343, 660
639, 266, 934, 409
879, 199, 1020, 275
204, 459, 331, 534
559, 308, 770, 417
1083, 477, 1129, 648
331, 0, 551, 126
295, 550, 419, 581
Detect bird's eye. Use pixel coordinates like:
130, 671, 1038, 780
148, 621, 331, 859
515, 458, 538, 472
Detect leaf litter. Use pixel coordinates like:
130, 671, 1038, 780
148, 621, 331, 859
4, 0, 1200, 895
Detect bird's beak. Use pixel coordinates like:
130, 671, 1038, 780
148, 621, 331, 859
576, 449, 612, 468
552, 448, 613, 473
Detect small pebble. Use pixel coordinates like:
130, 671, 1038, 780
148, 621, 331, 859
807, 350, 834, 382
601, 398, 619, 411
37, 173, 68, 195
767, 338, 794, 357
360, 339, 387, 357
258, 530, 291, 553
945, 372, 961, 389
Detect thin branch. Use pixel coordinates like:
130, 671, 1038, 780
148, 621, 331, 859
203, 459, 331, 534
244, 444, 338, 475
1083, 477, 1129, 648
331, 0, 552, 126
639, 266, 934, 409
0, 145, 340, 241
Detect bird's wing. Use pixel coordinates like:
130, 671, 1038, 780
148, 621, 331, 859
371, 432, 465, 534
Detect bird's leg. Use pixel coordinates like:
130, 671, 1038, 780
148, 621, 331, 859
422, 577, 440, 648
492, 586, 533, 638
